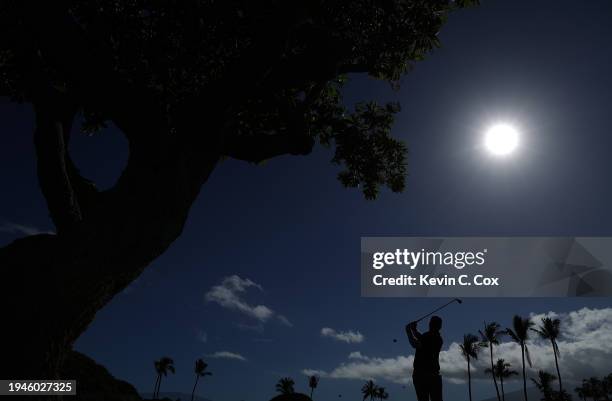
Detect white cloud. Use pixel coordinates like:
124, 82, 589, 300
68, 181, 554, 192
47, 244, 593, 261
278, 315, 293, 327
207, 351, 247, 361
303, 369, 327, 377
321, 327, 365, 344
0, 222, 54, 236
206, 275, 287, 324
348, 351, 368, 360
305, 308, 612, 385
303, 352, 412, 384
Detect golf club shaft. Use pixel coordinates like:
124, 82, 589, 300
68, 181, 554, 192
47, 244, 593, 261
414, 299, 458, 323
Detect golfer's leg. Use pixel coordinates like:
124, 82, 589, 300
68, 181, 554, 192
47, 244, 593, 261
413, 375, 429, 401
430, 374, 443, 401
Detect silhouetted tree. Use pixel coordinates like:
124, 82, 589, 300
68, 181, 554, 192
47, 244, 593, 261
0, 0, 478, 378
507, 316, 534, 401
153, 357, 175, 399
486, 359, 518, 401
276, 377, 295, 395
480, 321, 505, 401
460, 333, 480, 401
552, 390, 573, 401
308, 375, 320, 400
191, 359, 212, 401
580, 379, 596, 401
604, 374, 612, 400
153, 362, 160, 399
574, 384, 587, 401
585, 377, 605, 401
375, 386, 389, 401
531, 371, 556, 401
532, 317, 563, 393
361, 380, 378, 401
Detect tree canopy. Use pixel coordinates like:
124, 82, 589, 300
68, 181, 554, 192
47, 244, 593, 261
0, 0, 477, 380
1, 0, 477, 206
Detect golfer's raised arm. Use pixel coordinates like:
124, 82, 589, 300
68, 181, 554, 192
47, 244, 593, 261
405, 322, 421, 349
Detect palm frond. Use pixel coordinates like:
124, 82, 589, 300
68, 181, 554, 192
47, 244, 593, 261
506, 328, 520, 343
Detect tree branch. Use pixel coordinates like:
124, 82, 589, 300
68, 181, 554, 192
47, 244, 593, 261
61, 117, 99, 217
224, 132, 314, 164
33, 90, 81, 233
21, 2, 165, 144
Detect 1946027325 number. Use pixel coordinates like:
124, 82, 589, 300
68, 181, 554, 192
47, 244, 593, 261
0, 380, 76, 395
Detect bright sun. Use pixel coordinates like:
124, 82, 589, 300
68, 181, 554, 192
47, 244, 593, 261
484, 124, 519, 156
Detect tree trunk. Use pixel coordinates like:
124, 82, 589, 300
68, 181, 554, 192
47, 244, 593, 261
1, 1, 317, 386
521, 345, 528, 401
0, 111, 224, 381
154, 374, 160, 399
158, 374, 163, 399
490, 344, 501, 401
552, 340, 562, 393
191, 375, 199, 401
158, 376, 164, 398
468, 357, 472, 401
500, 376, 505, 401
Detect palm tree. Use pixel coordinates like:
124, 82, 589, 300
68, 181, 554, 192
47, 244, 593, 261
191, 359, 212, 401
153, 360, 161, 399
485, 359, 517, 401
153, 357, 175, 399
530, 370, 556, 401
574, 384, 587, 401
375, 386, 389, 401
506, 315, 533, 401
308, 375, 320, 400
531, 317, 563, 393
480, 321, 505, 401
361, 380, 378, 401
604, 373, 612, 400
580, 379, 595, 401
460, 333, 480, 401
276, 377, 295, 395
586, 377, 604, 401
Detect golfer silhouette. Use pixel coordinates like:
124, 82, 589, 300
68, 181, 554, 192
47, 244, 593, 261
406, 316, 443, 401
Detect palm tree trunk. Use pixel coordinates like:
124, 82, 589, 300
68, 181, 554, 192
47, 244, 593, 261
500, 376, 505, 401
157, 376, 164, 399
468, 357, 473, 401
157, 374, 162, 399
310, 388, 313, 399
191, 375, 199, 401
490, 344, 501, 401
154, 374, 160, 399
552, 340, 562, 393
521, 344, 528, 401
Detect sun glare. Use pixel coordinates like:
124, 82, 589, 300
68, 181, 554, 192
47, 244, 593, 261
484, 124, 519, 156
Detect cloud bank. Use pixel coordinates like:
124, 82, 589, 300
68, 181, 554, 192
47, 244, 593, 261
305, 308, 612, 385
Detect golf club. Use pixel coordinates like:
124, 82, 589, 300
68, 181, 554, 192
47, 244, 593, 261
412, 298, 462, 324
394, 298, 463, 343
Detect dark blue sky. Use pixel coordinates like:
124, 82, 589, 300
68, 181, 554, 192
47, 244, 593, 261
1, 1, 612, 401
